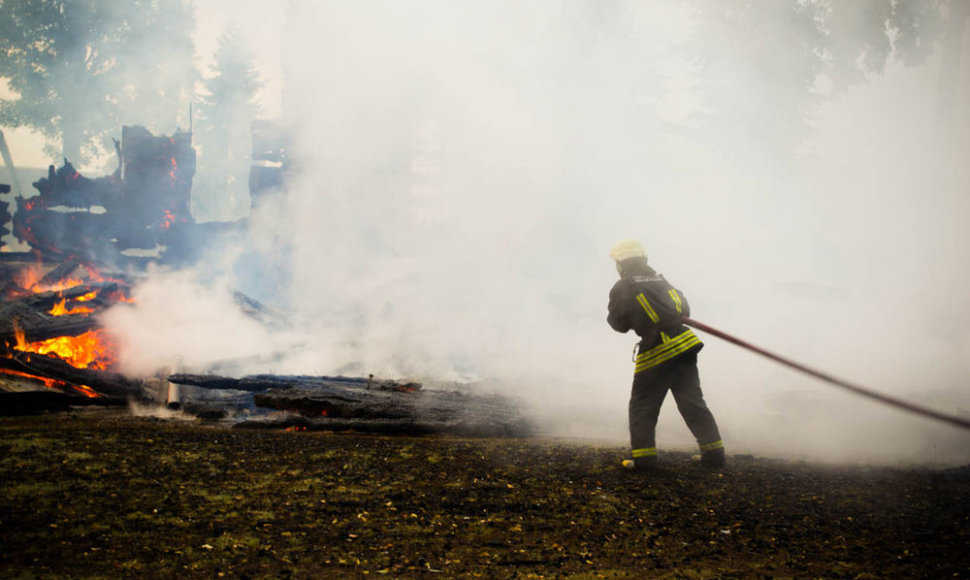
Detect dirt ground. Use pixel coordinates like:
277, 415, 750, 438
1, 410, 968, 579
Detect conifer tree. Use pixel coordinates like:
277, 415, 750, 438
194, 25, 263, 221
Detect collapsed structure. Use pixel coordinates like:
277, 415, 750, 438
9, 126, 196, 265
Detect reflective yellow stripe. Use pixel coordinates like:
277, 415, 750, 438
635, 336, 700, 371
636, 293, 660, 323
700, 440, 724, 452
635, 330, 700, 363
635, 340, 699, 372
668, 289, 683, 313
632, 447, 657, 458
635, 330, 702, 372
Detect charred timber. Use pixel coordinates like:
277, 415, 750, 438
169, 373, 533, 437
0, 312, 97, 344
0, 352, 142, 399
37, 257, 84, 288
0, 282, 125, 343
168, 373, 422, 393
254, 384, 523, 422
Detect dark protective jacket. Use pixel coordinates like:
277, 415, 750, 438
608, 264, 703, 373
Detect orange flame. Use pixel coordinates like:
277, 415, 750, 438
14, 265, 44, 291
0, 369, 97, 397
70, 384, 102, 399
13, 264, 86, 294
74, 291, 97, 302
4, 266, 129, 398
13, 322, 25, 346
0, 368, 64, 389
15, 329, 117, 370
81, 265, 125, 285
105, 288, 136, 304
47, 277, 84, 292
49, 298, 95, 316
160, 209, 176, 229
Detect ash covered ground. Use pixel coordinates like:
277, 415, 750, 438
1, 410, 968, 579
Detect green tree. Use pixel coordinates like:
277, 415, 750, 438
194, 25, 263, 221
0, 0, 196, 166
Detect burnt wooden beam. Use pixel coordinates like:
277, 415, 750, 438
0, 352, 142, 399
0, 282, 124, 343
254, 385, 412, 419
168, 373, 421, 393
0, 311, 100, 344
169, 372, 532, 437
37, 257, 84, 288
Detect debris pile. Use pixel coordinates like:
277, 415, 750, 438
0, 259, 138, 413
8, 126, 195, 265
0, 258, 532, 437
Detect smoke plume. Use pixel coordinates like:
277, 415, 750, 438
104, 1, 970, 465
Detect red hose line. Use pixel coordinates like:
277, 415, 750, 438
682, 317, 970, 431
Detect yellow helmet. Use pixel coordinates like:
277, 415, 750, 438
610, 239, 647, 262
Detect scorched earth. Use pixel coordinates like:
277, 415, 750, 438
1, 411, 968, 578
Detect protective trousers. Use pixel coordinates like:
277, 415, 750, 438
629, 352, 721, 457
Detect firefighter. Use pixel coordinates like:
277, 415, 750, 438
607, 240, 725, 470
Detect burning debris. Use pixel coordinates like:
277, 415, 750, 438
0, 258, 137, 403
9, 126, 196, 265
0, 257, 533, 437
1, 121, 529, 435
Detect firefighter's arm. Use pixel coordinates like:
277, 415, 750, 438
607, 283, 632, 333
679, 290, 691, 318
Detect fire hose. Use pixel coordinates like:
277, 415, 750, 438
682, 317, 970, 431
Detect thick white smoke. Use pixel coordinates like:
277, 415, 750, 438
104, 1, 970, 465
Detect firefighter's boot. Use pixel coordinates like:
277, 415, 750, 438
623, 456, 659, 472
700, 447, 726, 469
